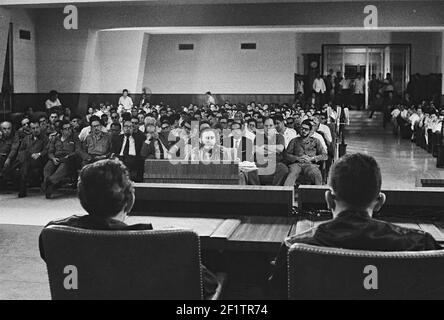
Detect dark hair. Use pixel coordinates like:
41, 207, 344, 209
329, 153, 382, 207
60, 119, 71, 127
78, 159, 134, 218
301, 119, 313, 130
273, 114, 284, 123
89, 115, 101, 126
111, 122, 122, 130
247, 118, 257, 125
230, 121, 242, 130
121, 112, 132, 122
122, 89, 128, 93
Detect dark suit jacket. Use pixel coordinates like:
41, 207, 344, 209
269, 210, 442, 299
111, 133, 144, 158
224, 136, 254, 162
140, 132, 171, 159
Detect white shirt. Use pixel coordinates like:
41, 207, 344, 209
78, 126, 108, 142
353, 78, 365, 94
318, 123, 332, 144
312, 78, 326, 94
233, 138, 242, 150
45, 98, 61, 110
244, 129, 255, 141
432, 121, 443, 133
282, 127, 297, 148
118, 96, 133, 112
120, 135, 136, 156
340, 78, 351, 89
207, 95, 215, 106
295, 80, 304, 94
391, 108, 400, 119
311, 132, 327, 153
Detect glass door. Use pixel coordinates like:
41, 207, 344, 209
323, 44, 410, 109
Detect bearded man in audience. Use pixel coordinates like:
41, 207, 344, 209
270, 153, 442, 299
284, 119, 327, 187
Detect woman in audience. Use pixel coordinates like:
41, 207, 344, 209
45, 90, 62, 110
118, 89, 133, 114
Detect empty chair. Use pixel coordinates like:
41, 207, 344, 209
288, 243, 444, 300
41, 226, 223, 300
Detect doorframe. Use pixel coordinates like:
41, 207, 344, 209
321, 43, 412, 109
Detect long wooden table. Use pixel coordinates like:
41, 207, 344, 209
130, 183, 295, 253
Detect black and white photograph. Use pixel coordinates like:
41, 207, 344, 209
1, 0, 444, 304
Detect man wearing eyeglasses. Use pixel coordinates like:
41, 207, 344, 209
284, 119, 327, 187
81, 116, 112, 166
43, 120, 82, 199
112, 120, 145, 181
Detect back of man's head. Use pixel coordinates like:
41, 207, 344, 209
78, 159, 134, 218
329, 153, 382, 208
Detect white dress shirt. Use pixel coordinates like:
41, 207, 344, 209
45, 98, 61, 110
282, 127, 297, 148
313, 78, 326, 94
353, 78, 365, 94
318, 123, 332, 144
244, 129, 256, 141
120, 135, 136, 156
118, 96, 133, 112
311, 132, 328, 153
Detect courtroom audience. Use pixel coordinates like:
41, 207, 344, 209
3, 84, 442, 198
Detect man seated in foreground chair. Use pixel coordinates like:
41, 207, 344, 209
39, 159, 219, 299
269, 153, 442, 299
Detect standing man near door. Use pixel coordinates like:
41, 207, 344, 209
353, 73, 365, 110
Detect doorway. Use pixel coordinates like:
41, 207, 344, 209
322, 44, 411, 109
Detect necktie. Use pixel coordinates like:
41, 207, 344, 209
123, 136, 130, 156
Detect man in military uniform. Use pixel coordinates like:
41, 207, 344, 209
17, 119, 49, 198
43, 120, 82, 199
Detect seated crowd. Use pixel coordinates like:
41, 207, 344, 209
0, 90, 339, 198
389, 99, 444, 156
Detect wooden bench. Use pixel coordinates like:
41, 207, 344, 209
143, 160, 239, 185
